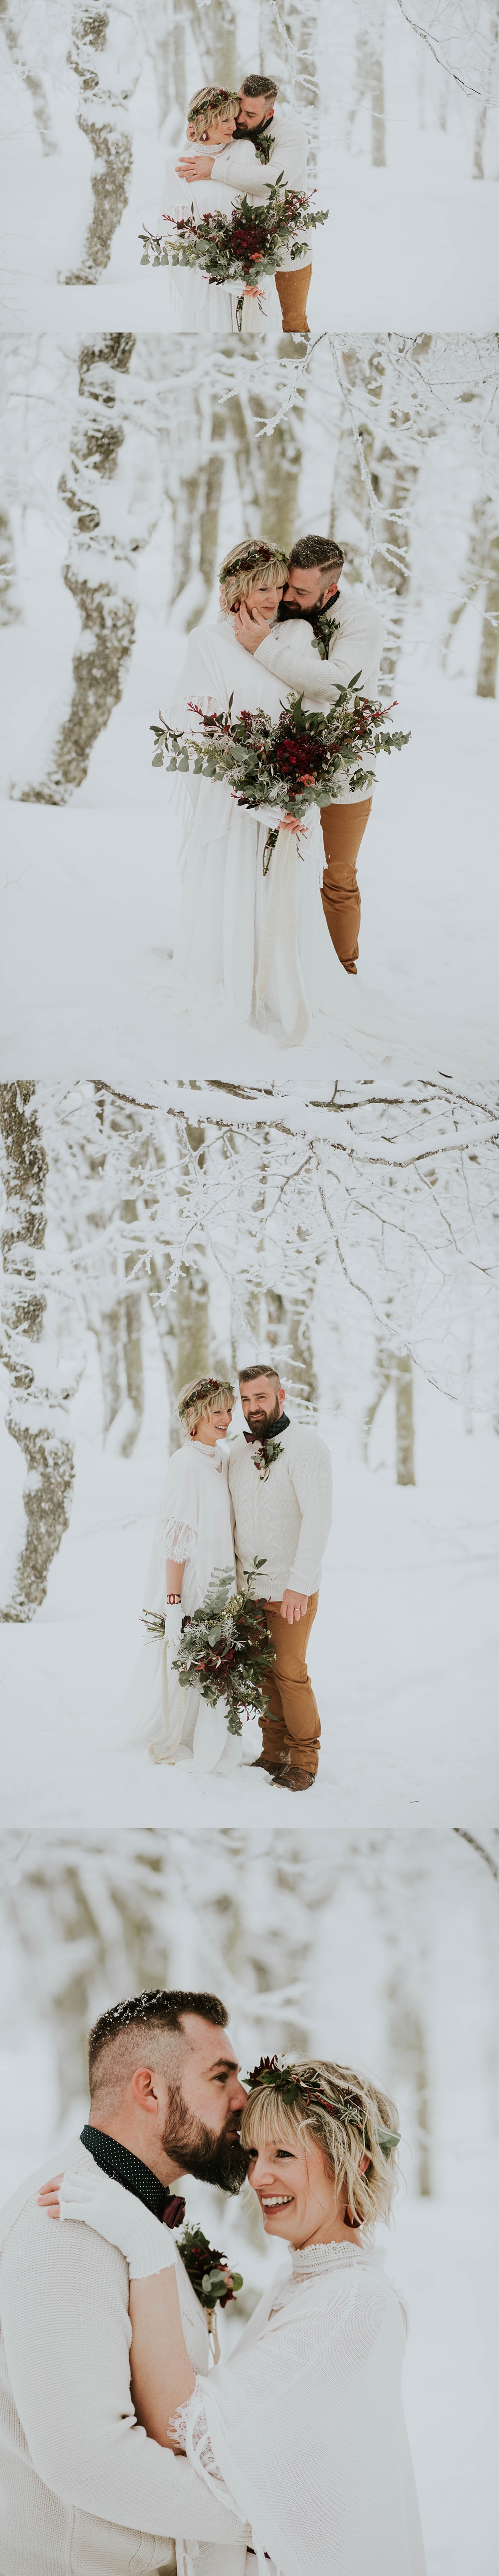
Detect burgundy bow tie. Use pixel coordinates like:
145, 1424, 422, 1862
162, 2191, 186, 2228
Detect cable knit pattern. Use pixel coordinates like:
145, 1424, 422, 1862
227, 1422, 332, 1599
254, 590, 384, 801
0, 2144, 249, 2576
213, 113, 310, 269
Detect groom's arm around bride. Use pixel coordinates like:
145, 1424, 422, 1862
0, 1991, 250, 2576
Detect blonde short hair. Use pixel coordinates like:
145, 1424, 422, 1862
187, 85, 240, 142
240, 2058, 400, 2231
177, 1374, 235, 1438
219, 539, 289, 613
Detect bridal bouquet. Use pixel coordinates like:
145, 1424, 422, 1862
151, 686, 410, 873
172, 1560, 275, 1736
139, 181, 327, 329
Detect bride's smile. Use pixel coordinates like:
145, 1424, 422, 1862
245, 2125, 370, 2248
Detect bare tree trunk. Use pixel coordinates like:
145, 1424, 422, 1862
476, 524, 499, 698
0, 509, 21, 623
0, 1085, 74, 1619
388, 1987, 432, 2195
0, 0, 57, 153
395, 1353, 416, 1485
260, 397, 304, 557
364, 1344, 416, 1483
19, 336, 136, 802
210, 0, 237, 89
65, 9, 134, 284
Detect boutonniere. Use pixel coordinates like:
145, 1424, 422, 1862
252, 1437, 283, 1480
178, 2223, 243, 2358
251, 128, 274, 164
311, 610, 340, 662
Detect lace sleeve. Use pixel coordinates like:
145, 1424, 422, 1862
157, 1513, 198, 1568
172, 2380, 245, 2517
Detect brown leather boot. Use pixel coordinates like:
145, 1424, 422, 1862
274, 262, 312, 334
269, 1766, 316, 1790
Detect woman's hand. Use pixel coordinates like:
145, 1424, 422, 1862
176, 152, 215, 180
38, 2173, 63, 2216
39, 2164, 179, 2278
233, 601, 275, 654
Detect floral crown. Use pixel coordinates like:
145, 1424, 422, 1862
187, 86, 240, 133
219, 539, 289, 583
177, 1374, 234, 1420
245, 2057, 400, 2162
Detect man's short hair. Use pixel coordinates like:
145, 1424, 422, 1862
239, 1363, 281, 1387
240, 74, 278, 100
88, 1988, 228, 2094
289, 535, 344, 576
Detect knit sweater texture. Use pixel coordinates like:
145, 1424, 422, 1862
214, 112, 310, 268
227, 1421, 332, 1599
0, 2142, 248, 2576
254, 589, 384, 802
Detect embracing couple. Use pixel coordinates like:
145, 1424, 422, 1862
0, 1989, 427, 2576
126, 1364, 332, 1794
159, 72, 313, 336
164, 531, 409, 1064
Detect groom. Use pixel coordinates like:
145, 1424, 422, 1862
228, 1365, 332, 1791
0, 1989, 249, 2575
177, 72, 313, 334
234, 533, 384, 974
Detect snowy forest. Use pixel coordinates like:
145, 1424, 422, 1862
0, 1826, 498, 2570
2, 0, 499, 305
1, 331, 499, 807
1, 1074, 499, 1619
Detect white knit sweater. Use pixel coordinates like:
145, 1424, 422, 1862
254, 589, 384, 804
0, 2142, 249, 2576
213, 112, 310, 269
227, 1421, 332, 1600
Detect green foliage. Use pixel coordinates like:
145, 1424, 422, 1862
172, 1558, 275, 1736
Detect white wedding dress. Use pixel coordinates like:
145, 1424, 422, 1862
124, 1439, 244, 1774
164, 617, 451, 1069
176, 2239, 428, 2576
45, 2168, 427, 2576
156, 147, 281, 335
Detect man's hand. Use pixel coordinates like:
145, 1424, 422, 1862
176, 152, 215, 180
280, 1590, 308, 1623
233, 600, 274, 653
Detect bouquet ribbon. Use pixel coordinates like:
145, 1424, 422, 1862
255, 816, 310, 1047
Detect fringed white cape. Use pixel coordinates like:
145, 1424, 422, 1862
180, 2242, 428, 2576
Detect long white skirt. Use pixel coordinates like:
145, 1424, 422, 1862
126, 1629, 244, 1775
169, 781, 440, 1067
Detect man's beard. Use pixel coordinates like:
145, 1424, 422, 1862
246, 1398, 282, 1435
162, 2088, 248, 2193
276, 592, 338, 625
235, 115, 272, 137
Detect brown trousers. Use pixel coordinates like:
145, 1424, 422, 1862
274, 263, 312, 334
320, 797, 373, 972
261, 1593, 320, 1774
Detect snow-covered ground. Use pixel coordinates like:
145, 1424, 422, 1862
1, 1356, 498, 1825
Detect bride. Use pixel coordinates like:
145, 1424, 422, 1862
124, 1371, 245, 1776
38, 2055, 427, 2576
157, 86, 281, 335
165, 538, 442, 1068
